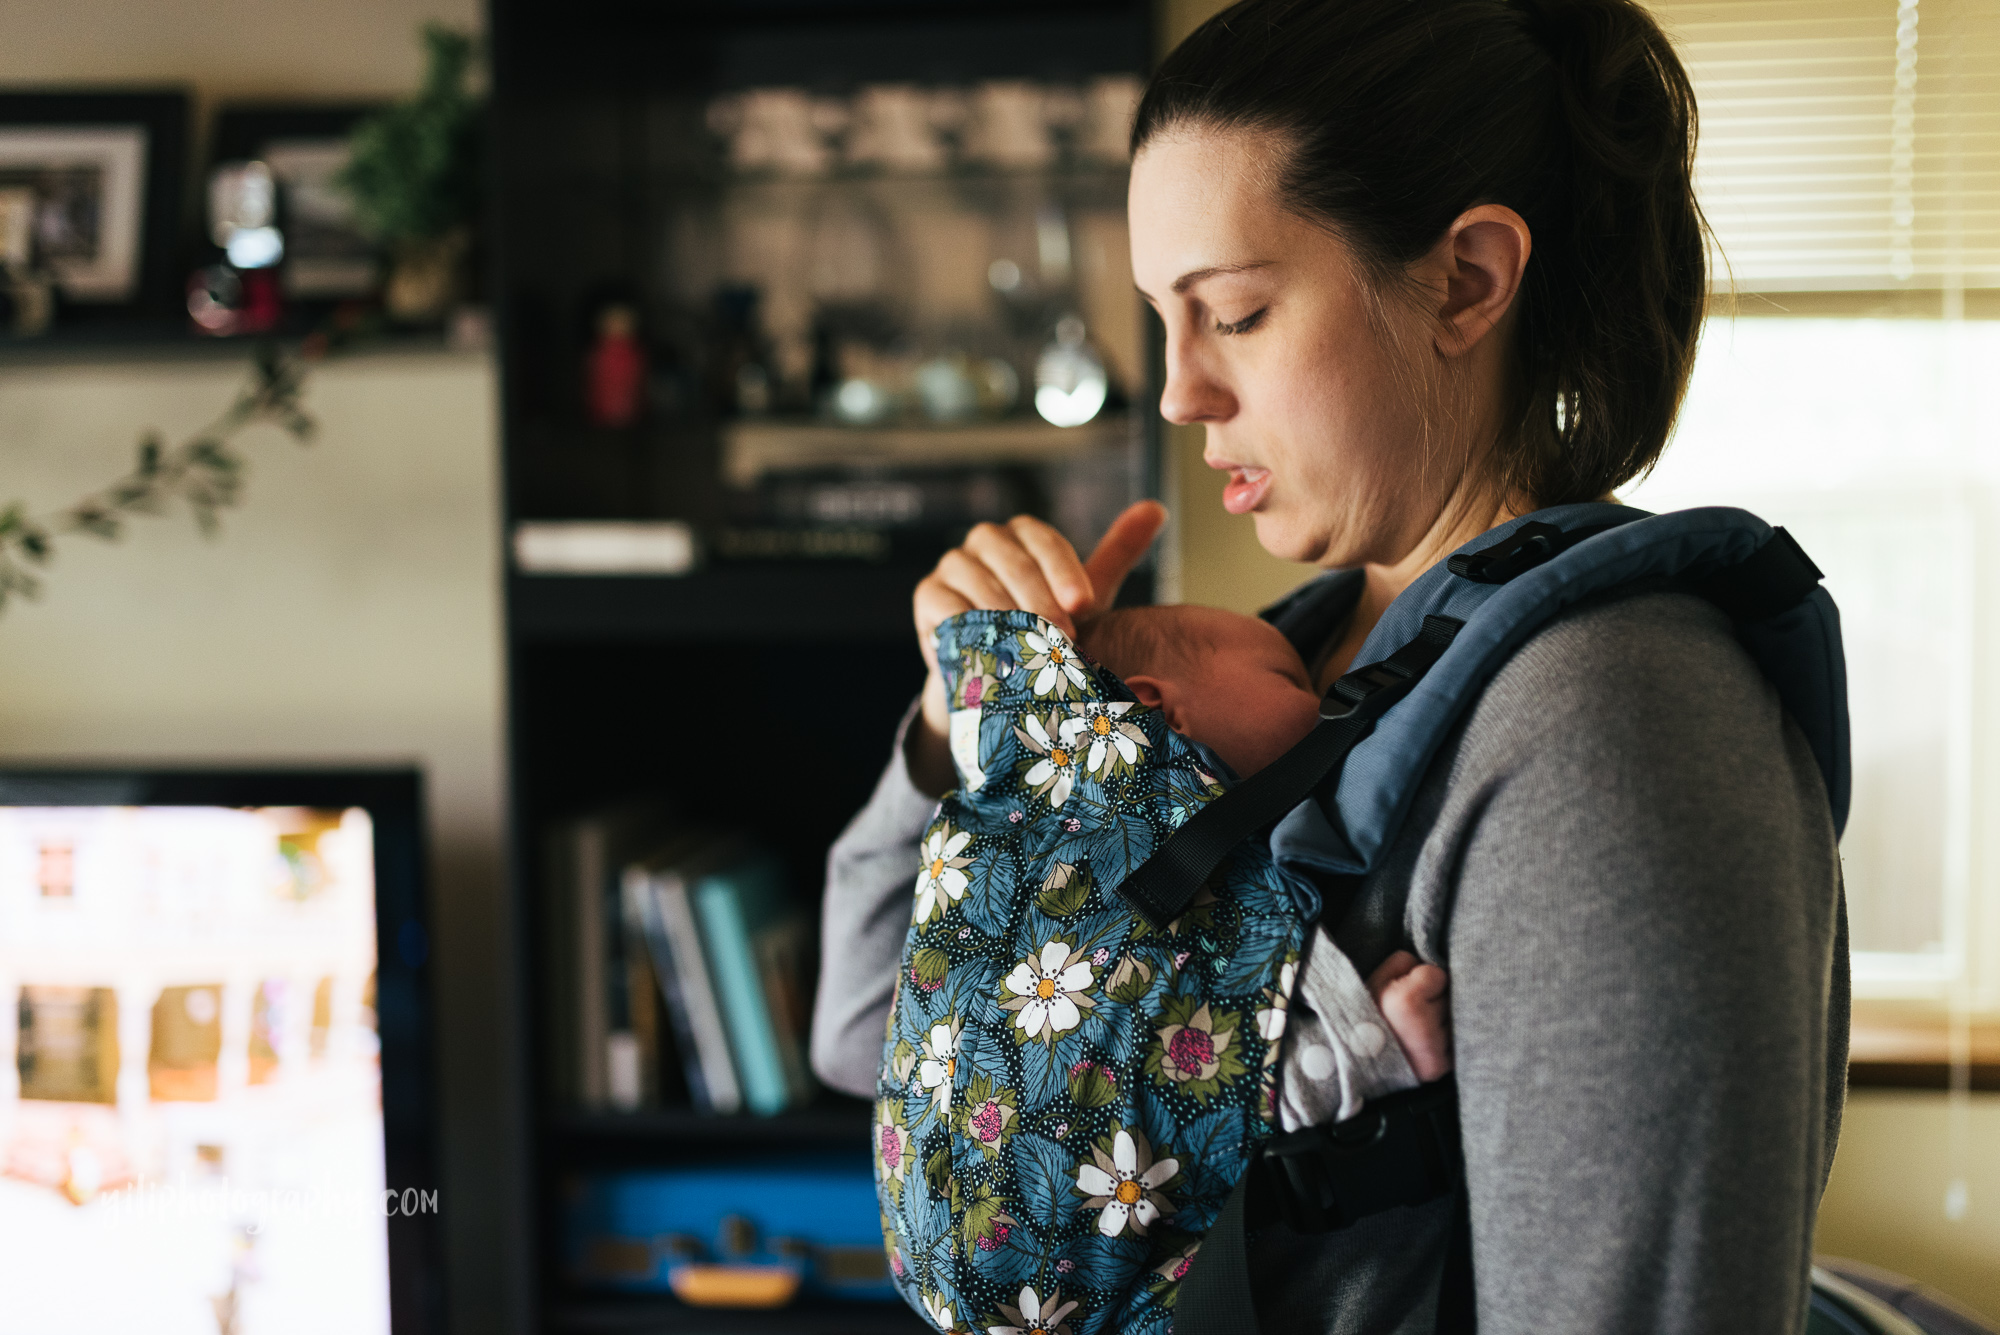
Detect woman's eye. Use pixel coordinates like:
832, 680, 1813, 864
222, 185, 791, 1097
1214, 308, 1268, 336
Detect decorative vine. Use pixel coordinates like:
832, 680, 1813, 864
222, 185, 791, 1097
0, 341, 318, 615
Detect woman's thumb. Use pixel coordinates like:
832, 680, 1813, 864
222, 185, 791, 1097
1082, 501, 1168, 613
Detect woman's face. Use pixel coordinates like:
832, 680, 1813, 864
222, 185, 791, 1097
1129, 127, 1463, 569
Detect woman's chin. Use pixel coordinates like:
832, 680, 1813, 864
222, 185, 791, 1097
1250, 511, 1334, 566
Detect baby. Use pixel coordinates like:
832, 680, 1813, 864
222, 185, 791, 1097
1082, 604, 1452, 1084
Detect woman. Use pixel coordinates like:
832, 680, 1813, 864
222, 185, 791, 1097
814, 0, 1848, 1330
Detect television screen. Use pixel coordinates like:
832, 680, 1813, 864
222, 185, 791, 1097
0, 780, 430, 1335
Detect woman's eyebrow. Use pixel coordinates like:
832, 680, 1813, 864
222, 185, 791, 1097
1170, 260, 1273, 295
1134, 260, 1276, 305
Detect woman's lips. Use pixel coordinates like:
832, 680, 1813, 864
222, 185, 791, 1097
1218, 465, 1272, 515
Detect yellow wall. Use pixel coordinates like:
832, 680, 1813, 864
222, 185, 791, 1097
0, 0, 482, 121
1818, 1091, 2000, 1321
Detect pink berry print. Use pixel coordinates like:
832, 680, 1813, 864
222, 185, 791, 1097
1169, 1026, 1217, 1072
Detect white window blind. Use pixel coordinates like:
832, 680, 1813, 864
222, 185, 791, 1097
1648, 0, 2000, 291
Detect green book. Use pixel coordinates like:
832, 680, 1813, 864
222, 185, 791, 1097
691, 851, 814, 1117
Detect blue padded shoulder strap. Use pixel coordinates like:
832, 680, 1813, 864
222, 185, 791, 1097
1262, 503, 1850, 900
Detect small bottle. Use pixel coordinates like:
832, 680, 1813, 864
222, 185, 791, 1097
586, 303, 647, 429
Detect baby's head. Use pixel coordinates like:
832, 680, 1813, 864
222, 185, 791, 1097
1081, 605, 1322, 777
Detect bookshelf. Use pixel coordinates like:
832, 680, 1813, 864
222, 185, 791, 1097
488, 1, 1158, 1328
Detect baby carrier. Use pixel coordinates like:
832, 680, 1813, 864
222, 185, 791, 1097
875, 502, 1849, 1335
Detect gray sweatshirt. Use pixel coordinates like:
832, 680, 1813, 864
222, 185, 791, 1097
813, 589, 1848, 1335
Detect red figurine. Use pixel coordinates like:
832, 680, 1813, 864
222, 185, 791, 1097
587, 303, 647, 428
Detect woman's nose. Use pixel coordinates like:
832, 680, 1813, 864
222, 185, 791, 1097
1157, 334, 1236, 426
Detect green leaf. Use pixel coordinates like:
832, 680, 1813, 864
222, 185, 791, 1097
1067, 1062, 1119, 1107
1035, 862, 1093, 917
1105, 954, 1156, 1006
924, 1144, 952, 1200
911, 947, 950, 992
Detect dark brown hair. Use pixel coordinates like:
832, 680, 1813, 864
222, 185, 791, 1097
1134, 0, 1707, 505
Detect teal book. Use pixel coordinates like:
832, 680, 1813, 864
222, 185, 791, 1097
691, 851, 813, 1116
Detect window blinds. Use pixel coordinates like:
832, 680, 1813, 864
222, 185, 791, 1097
1648, 0, 2000, 292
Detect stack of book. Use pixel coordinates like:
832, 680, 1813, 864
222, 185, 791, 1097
545, 805, 815, 1117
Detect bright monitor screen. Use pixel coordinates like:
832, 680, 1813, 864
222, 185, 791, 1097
0, 804, 391, 1335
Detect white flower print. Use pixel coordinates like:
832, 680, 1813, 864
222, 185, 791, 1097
986, 1285, 1078, 1335
917, 1018, 962, 1114
998, 940, 1095, 1042
914, 823, 975, 924
1021, 626, 1089, 699
1074, 1127, 1180, 1237
1256, 959, 1297, 1042
949, 702, 987, 791
922, 1292, 965, 1333
1060, 700, 1150, 778
1015, 712, 1079, 808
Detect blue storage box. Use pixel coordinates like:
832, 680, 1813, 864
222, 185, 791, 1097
564, 1154, 895, 1304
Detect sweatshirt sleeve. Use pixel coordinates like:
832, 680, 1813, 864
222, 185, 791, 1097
810, 700, 939, 1097
1421, 593, 1844, 1335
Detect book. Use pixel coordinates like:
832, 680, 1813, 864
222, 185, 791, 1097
624, 839, 745, 1115
545, 799, 676, 1111
689, 851, 815, 1116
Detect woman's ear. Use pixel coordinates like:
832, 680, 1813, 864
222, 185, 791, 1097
1424, 203, 1532, 359
1122, 674, 1183, 730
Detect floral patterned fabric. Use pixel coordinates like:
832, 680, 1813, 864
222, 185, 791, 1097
878, 611, 1308, 1335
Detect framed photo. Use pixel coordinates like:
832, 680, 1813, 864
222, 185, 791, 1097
0, 92, 188, 319
0, 126, 146, 300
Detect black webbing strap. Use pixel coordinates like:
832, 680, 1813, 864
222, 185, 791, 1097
1175, 1164, 1260, 1335
1115, 614, 1465, 931
1177, 1079, 1467, 1335
1244, 1076, 1463, 1232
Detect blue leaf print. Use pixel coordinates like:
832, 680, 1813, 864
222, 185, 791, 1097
965, 1232, 1035, 1289
1083, 810, 1159, 889
1015, 1026, 1072, 1108
1011, 1132, 1080, 1232
1210, 916, 1296, 993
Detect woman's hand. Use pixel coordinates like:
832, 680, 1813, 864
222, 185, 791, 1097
906, 501, 1168, 793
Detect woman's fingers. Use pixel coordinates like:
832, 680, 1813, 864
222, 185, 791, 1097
1006, 515, 1095, 617
935, 545, 1015, 611
962, 520, 1079, 631
912, 567, 975, 647
1082, 500, 1169, 616
911, 502, 1164, 674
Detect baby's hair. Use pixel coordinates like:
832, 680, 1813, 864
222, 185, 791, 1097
1080, 607, 1212, 687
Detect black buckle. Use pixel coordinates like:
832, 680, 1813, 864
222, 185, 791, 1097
1319, 660, 1413, 720
1446, 521, 1565, 584
1249, 1077, 1462, 1233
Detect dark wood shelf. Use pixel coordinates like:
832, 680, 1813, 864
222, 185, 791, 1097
546, 1294, 927, 1335
509, 565, 924, 643
547, 1103, 872, 1145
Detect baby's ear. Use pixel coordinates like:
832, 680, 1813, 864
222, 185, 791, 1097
1122, 674, 1180, 729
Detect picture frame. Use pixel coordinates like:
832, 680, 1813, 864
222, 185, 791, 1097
0, 91, 189, 321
